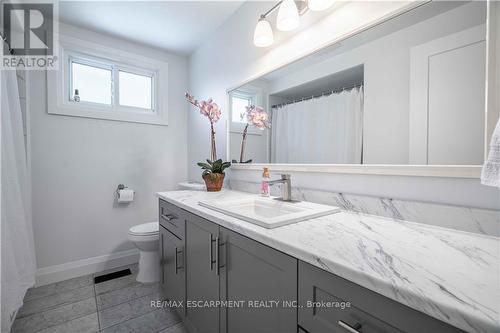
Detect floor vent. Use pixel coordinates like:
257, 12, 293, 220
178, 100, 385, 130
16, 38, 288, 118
94, 268, 132, 284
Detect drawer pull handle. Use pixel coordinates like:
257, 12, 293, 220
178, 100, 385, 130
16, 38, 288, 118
161, 214, 176, 222
215, 237, 225, 276
174, 247, 183, 274
338, 320, 362, 333
160, 233, 165, 284
209, 234, 214, 270
215, 236, 220, 275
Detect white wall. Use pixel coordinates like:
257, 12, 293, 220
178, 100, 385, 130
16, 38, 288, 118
30, 23, 188, 282
229, 131, 268, 163
188, 1, 499, 210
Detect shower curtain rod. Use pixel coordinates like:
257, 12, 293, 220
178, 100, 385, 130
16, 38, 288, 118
271, 83, 363, 109
0, 32, 14, 55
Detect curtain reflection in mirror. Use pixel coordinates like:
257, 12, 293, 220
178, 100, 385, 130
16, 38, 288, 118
271, 86, 363, 164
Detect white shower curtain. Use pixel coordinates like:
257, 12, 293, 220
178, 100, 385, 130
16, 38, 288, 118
271, 87, 364, 164
1, 68, 36, 332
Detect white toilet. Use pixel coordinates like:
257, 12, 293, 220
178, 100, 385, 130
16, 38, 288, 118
128, 222, 160, 283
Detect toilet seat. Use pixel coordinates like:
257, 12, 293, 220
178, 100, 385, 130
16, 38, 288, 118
128, 222, 159, 236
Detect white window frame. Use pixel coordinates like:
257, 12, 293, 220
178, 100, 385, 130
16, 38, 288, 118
115, 66, 156, 112
230, 91, 254, 123
67, 53, 114, 108
48, 34, 168, 126
229, 86, 264, 135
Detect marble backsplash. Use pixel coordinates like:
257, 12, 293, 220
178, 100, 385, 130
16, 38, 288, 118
228, 179, 500, 237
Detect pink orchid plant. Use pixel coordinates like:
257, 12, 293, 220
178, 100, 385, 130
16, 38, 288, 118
238, 105, 270, 163
185, 92, 222, 162
186, 93, 222, 123
244, 105, 270, 130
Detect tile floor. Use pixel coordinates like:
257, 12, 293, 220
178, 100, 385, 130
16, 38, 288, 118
12, 264, 188, 333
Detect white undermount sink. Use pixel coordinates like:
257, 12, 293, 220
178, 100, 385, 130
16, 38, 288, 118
198, 196, 340, 228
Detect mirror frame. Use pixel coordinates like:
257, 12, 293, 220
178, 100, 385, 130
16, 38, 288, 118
226, 1, 493, 179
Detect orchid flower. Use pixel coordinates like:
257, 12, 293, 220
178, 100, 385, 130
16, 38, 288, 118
185, 92, 222, 161
237, 105, 270, 163
244, 105, 270, 129
185, 92, 221, 124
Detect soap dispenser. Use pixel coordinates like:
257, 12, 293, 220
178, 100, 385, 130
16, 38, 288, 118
261, 167, 270, 197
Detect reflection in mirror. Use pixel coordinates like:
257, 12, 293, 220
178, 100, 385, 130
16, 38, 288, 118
228, 1, 488, 166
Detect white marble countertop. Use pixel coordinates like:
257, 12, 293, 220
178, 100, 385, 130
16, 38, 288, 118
157, 190, 500, 333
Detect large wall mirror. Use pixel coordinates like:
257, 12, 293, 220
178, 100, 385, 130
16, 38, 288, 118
228, 1, 495, 175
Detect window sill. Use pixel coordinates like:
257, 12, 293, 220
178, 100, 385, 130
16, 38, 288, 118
48, 103, 168, 126
229, 129, 264, 136
229, 123, 265, 136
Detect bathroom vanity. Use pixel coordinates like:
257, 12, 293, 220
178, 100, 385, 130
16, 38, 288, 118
157, 190, 499, 333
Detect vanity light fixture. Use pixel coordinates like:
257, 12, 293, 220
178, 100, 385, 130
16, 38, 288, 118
307, 0, 335, 11
253, 0, 335, 47
276, 0, 301, 31
253, 16, 274, 47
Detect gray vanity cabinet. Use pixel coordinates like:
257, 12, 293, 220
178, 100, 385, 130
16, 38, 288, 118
219, 227, 297, 333
161, 199, 464, 333
182, 207, 297, 333
160, 225, 185, 319
298, 261, 464, 333
185, 212, 221, 333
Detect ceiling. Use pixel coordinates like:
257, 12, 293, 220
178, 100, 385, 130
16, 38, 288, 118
58, 1, 244, 55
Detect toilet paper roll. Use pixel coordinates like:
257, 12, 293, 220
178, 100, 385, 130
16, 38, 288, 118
118, 189, 134, 203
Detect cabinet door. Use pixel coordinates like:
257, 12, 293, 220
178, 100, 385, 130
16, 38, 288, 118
185, 213, 220, 333
219, 227, 297, 333
160, 226, 185, 319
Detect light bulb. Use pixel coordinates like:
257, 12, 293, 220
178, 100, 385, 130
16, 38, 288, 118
308, 0, 335, 11
276, 0, 300, 31
253, 18, 274, 47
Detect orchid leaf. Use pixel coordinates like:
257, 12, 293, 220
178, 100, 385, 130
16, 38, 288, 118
197, 162, 212, 169
198, 159, 231, 174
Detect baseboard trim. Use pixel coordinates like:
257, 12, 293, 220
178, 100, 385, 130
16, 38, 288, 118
35, 248, 139, 287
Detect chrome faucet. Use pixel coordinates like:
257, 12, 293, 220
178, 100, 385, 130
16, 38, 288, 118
268, 174, 292, 201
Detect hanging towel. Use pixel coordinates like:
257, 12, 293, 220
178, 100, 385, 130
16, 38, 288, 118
481, 120, 500, 187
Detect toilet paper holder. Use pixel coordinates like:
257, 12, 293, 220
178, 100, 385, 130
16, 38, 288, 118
116, 184, 135, 200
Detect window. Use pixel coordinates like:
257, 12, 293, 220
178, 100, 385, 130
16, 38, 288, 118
228, 88, 265, 135
119, 71, 153, 109
48, 35, 168, 126
71, 61, 112, 105
69, 55, 155, 112
230, 93, 253, 124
